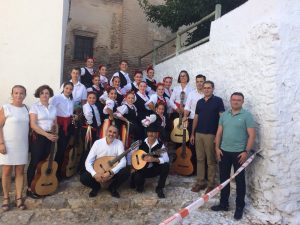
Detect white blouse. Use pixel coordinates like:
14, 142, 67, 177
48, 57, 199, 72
116, 104, 137, 115
103, 99, 116, 115
169, 84, 193, 110
83, 103, 101, 126
50, 94, 73, 117
29, 102, 57, 132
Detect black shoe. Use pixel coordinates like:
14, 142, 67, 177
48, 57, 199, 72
89, 189, 99, 198
211, 204, 229, 211
109, 189, 120, 198
136, 186, 144, 193
234, 207, 244, 220
26, 189, 42, 199
155, 188, 165, 199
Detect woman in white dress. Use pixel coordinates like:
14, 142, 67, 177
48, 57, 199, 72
0, 85, 29, 211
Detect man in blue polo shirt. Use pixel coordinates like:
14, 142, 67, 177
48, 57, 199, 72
190, 81, 225, 194
211, 92, 256, 220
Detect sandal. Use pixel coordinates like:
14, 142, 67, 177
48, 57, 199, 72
15, 197, 26, 210
1, 197, 10, 212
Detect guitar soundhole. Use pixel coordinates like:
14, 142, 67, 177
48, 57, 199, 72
135, 155, 139, 165
46, 168, 52, 175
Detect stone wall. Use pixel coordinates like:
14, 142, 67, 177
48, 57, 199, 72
0, 0, 69, 105
153, 0, 300, 224
63, 0, 172, 81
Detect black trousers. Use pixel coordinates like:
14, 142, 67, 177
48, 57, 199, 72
80, 166, 130, 191
133, 162, 169, 189
55, 125, 73, 178
219, 150, 246, 208
27, 133, 52, 187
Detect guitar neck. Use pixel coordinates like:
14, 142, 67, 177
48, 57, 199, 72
111, 141, 139, 165
47, 141, 56, 170
182, 128, 186, 152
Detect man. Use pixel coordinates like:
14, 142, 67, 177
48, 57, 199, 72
80, 57, 95, 88
190, 81, 225, 194
131, 124, 169, 198
110, 60, 132, 89
183, 74, 206, 173
80, 125, 130, 198
211, 92, 256, 220
61, 67, 87, 107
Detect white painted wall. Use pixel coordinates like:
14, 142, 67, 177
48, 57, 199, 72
0, 0, 69, 105
154, 0, 300, 224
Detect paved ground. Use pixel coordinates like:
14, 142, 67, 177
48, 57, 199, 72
0, 174, 260, 225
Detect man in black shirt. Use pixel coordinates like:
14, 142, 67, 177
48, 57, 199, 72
190, 81, 225, 194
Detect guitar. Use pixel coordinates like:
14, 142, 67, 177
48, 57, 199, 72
31, 139, 58, 196
170, 91, 189, 143
131, 148, 167, 170
61, 114, 82, 178
93, 140, 141, 179
172, 123, 193, 176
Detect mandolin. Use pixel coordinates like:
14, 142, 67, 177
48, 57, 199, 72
93, 140, 141, 179
172, 123, 193, 176
131, 148, 167, 170
31, 139, 58, 196
170, 91, 189, 143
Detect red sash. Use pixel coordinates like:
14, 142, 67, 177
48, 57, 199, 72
57, 116, 72, 135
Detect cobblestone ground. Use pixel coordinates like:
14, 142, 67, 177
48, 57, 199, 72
0, 174, 260, 225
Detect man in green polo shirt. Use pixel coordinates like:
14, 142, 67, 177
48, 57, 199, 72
211, 92, 256, 220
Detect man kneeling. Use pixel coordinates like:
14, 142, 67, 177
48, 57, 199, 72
80, 125, 130, 198
132, 124, 169, 198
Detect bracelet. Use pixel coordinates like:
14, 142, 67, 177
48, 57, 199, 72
243, 150, 249, 154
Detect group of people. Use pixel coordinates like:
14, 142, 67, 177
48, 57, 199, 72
0, 58, 256, 220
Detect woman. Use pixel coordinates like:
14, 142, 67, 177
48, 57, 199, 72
145, 65, 157, 94
51, 82, 74, 180
80, 57, 95, 88
27, 85, 58, 199
0, 85, 29, 211
134, 81, 152, 139
79, 92, 101, 172
169, 70, 193, 118
146, 83, 170, 116
123, 70, 152, 94
163, 76, 173, 100
100, 76, 124, 106
114, 91, 143, 142
86, 75, 104, 114
98, 65, 109, 89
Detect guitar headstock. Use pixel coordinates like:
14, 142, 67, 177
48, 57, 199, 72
129, 140, 142, 150
180, 91, 185, 102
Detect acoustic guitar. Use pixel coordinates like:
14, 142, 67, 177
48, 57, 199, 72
170, 91, 189, 143
61, 115, 81, 178
131, 148, 167, 170
31, 139, 58, 196
172, 124, 193, 176
93, 140, 141, 178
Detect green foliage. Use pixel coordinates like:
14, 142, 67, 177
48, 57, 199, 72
138, 0, 247, 45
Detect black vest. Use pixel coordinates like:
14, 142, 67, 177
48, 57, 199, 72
131, 83, 139, 93
119, 71, 128, 88
146, 78, 157, 92
123, 104, 137, 123
81, 68, 93, 88
139, 140, 163, 154
134, 93, 151, 121
116, 91, 124, 106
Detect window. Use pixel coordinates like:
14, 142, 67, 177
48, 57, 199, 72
74, 35, 94, 60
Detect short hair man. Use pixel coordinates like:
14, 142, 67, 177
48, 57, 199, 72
80, 125, 130, 198
211, 92, 256, 220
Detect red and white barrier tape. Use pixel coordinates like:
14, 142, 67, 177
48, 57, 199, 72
159, 150, 262, 225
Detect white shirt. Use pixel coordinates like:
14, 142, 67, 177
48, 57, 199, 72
136, 91, 150, 110
146, 94, 170, 109
110, 71, 131, 86
81, 67, 94, 76
143, 138, 169, 168
29, 102, 57, 132
85, 138, 126, 176
169, 84, 193, 110
164, 88, 172, 99
103, 99, 116, 115
116, 103, 137, 116
50, 94, 73, 117
83, 103, 101, 126
99, 75, 108, 88
60, 81, 87, 106
184, 89, 204, 119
